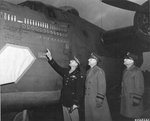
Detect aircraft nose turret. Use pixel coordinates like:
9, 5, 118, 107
59, 6, 79, 16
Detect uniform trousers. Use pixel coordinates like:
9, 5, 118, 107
63, 106, 79, 121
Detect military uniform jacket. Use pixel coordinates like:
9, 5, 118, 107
48, 58, 84, 108
120, 65, 144, 118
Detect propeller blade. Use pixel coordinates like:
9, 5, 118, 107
101, 0, 145, 12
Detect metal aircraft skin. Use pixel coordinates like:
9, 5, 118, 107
0, 1, 105, 119
0, 0, 150, 121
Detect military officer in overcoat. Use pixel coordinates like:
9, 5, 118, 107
45, 49, 84, 121
85, 53, 112, 121
120, 52, 144, 119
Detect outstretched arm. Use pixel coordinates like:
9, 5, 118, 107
45, 49, 67, 77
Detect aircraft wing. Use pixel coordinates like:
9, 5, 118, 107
1, 90, 61, 113
101, 0, 146, 13
102, 26, 150, 57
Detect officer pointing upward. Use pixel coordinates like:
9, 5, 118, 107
45, 49, 84, 121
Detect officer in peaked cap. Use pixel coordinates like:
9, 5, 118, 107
125, 52, 138, 61
124, 52, 142, 67
73, 56, 80, 65
85, 52, 112, 121
89, 52, 101, 63
45, 49, 84, 121
120, 51, 144, 119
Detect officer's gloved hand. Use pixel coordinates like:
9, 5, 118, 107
68, 105, 78, 113
72, 104, 78, 110
96, 98, 103, 108
132, 97, 141, 106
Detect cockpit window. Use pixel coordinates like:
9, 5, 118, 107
0, 44, 36, 85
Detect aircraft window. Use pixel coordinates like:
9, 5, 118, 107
8, 14, 10, 21
35, 21, 37, 26
11, 15, 13, 21
46, 23, 49, 29
39, 22, 42, 27
24, 18, 26, 24
0, 44, 36, 85
4, 13, 6, 20
14, 16, 16, 22
30, 19, 32, 25
31, 20, 33, 25
32, 20, 34, 25
27, 19, 29, 24
0, 12, 68, 34
44, 23, 46, 28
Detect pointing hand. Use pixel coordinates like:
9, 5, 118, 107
46, 49, 52, 60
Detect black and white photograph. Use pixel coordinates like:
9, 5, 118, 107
0, 0, 150, 121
